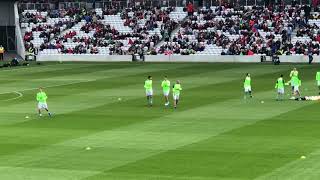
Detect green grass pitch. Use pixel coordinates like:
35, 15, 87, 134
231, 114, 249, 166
0, 62, 320, 180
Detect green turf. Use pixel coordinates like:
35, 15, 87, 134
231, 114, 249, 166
0, 62, 320, 180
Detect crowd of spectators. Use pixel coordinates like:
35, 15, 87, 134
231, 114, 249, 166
20, 1, 320, 56
118, 5, 178, 54
158, 4, 320, 56
219, 5, 316, 56
22, 7, 104, 53
22, 4, 178, 55
121, 6, 177, 40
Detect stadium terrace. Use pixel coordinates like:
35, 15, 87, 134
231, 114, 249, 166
18, 0, 320, 57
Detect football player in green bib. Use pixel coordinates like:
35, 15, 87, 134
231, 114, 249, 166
290, 76, 301, 100
144, 76, 153, 106
243, 73, 252, 99
173, 80, 182, 109
316, 71, 320, 95
275, 74, 285, 101
36, 87, 52, 117
289, 68, 299, 95
161, 76, 171, 107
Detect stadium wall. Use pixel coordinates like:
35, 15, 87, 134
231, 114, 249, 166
14, 2, 25, 60
37, 54, 133, 62
37, 55, 319, 63
37, 54, 260, 63
0, 0, 16, 52
145, 55, 261, 62
0, 1, 15, 26
279, 56, 319, 63
37, 55, 261, 62
37, 54, 320, 63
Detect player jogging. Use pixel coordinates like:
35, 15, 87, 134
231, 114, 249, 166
275, 74, 285, 101
316, 71, 320, 95
172, 80, 182, 109
144, 75, 153, 106
36, 88, 52, 117
290, 68, 299, 95
161, 76, 170, 106
244, 73, 252, 99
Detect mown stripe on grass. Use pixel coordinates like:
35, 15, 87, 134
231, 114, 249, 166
82, 90, 318, 179
0, 63, 318, 180
0, 64, 249, 124
0, 64, 288, 179
0, 166, 100, 180
85, 171, 245, 180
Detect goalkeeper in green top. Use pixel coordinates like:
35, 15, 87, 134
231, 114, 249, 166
172, 80, 182, 109
144, 76, 153, 106
161, 76, 170, 106
243, 73, 252, 99
36, 87, 52, 117
275, 74, 285, 101
316, 71, 320, 94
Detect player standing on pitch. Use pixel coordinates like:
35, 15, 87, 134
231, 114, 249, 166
173, 80, 182, 109
36, 87, 52, 117
290, 76, 302, 100
316, 71, 320, 95
161, 76, 170, 107
290, 68, 299, 95
275, 74, 285, 101
243, 73, 252, 99
144, 76, 153, 107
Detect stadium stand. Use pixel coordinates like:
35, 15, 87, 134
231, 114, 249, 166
20, 5, 186, 56
18, 1, 320, 57
159, 5, 320, 56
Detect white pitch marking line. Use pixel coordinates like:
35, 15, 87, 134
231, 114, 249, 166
1, 91, 23, 101
0, 79, 96, 103
0, 79, 96, 96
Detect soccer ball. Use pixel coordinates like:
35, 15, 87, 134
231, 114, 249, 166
25, 116, 29, 119
261, 101, 264, 104
85, 147, 91, 150
118, 98, 122, 101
